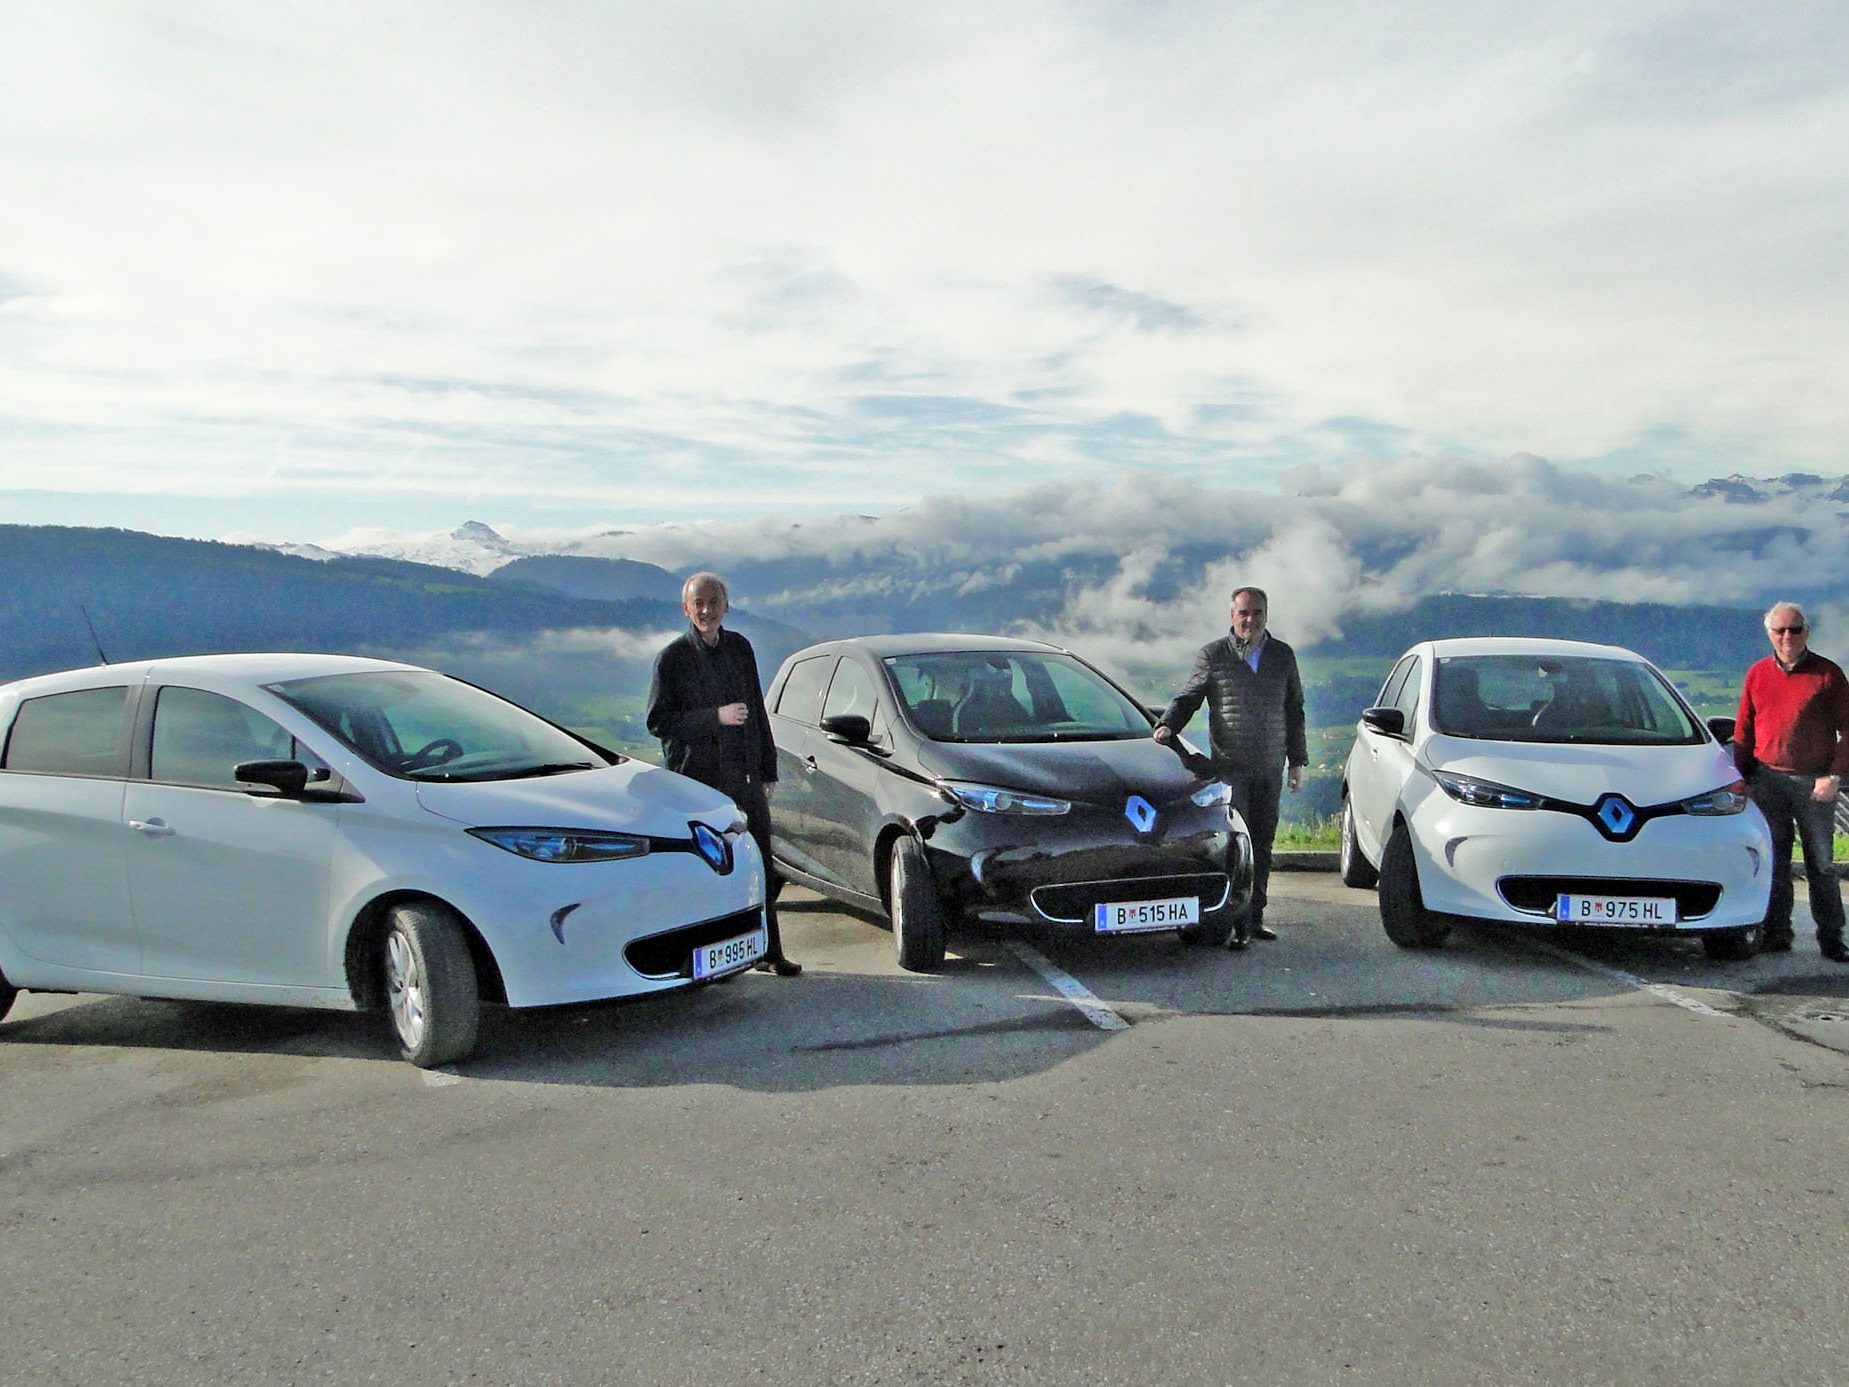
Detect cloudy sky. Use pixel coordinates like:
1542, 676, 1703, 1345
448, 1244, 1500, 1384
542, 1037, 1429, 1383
2, 1, 1846, 544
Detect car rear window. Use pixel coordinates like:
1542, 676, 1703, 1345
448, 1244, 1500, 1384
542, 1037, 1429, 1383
2, 685, 130, 776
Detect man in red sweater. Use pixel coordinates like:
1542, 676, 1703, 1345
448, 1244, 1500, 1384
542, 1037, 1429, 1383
1733, 601, 1849, 958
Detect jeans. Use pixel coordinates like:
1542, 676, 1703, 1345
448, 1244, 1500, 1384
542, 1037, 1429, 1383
1748, 768, 1845, 948
1224, 766, 1284, 925
717, 776, 789, 961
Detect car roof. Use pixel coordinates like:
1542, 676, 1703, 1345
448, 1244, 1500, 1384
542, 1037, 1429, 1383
0, 652, 427, 699
784, 632, 1068, 661
1413, 637, 1648, 662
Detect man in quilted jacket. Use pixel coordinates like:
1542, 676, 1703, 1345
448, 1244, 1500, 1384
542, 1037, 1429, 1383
1153, 586, 1306, 947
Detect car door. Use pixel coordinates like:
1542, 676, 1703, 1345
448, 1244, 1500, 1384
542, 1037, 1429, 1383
805, 656, 893, 896
767, 654, 834, 877
123, 685, 339, 987
0, 683, 140, 974
1348, 655, 1421, 858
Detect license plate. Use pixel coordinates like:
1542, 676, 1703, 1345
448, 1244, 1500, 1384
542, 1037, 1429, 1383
693, 926, 767, 979
1555, 894, 1677, 927
1095, 896, 1199, 934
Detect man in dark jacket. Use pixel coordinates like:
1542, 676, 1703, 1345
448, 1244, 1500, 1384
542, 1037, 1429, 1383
1153, 586, 1306, 947
646, 572, 801, 975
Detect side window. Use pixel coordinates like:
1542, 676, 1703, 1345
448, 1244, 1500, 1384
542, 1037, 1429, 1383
150, 687, 321, 790
2, 686, 130, 776
775, 657, 833, 727
821, 660, 883, 742
1391, 656, 1423, 730
1375, 657, 1414, 712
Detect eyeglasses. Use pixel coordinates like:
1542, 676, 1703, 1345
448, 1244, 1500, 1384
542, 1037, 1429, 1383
1770, 625, 1806, 634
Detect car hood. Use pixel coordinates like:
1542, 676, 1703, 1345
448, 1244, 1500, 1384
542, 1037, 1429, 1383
915, 735, 1205, 805
1419, 734, 1739, 806
412, 760, 742, 830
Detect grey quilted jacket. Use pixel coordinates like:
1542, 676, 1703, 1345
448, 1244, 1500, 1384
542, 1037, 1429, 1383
1157, 632, 1307, 775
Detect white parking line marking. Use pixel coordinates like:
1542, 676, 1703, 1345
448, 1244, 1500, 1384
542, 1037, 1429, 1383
1521, 937, 1734, 1019
421, 1067, 465, 1087
1006, 940, 1131, 1031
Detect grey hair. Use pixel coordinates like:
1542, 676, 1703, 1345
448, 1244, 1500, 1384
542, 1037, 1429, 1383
1763, 600, 1809, 632
682, 571, 729, 605
1231, 585, 1269, 608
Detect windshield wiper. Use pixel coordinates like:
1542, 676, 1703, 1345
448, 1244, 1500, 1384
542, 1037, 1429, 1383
501, 761, 597, 780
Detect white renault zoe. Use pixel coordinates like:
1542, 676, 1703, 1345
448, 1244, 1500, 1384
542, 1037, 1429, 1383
1340, 638, 1772, 959
0, 654, 768, 1065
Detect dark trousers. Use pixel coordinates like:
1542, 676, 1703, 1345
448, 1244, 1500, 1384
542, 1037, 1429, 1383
1225, 766, 1284, 925
726, 778, 789, 960
1749, 768, 1845, 948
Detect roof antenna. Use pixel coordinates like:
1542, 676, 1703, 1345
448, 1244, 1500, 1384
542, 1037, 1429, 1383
79, 604, 111, 665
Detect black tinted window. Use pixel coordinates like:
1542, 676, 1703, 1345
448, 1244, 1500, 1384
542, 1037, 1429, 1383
776, 657, 834, 727
3, 686, 129, 776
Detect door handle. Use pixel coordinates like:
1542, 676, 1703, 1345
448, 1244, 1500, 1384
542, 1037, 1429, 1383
129, 818, 176, 837
802, 755, 818, 774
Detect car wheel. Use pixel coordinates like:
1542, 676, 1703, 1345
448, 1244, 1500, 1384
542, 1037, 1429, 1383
383, 902, 481, 1067
0, 969, 15, 1024
1701, 924, 1761, 962
1180, 899, 1239, 948
889, 836, 948, 973
1339, 797, 1379, 889
1379, 823, 1450, 949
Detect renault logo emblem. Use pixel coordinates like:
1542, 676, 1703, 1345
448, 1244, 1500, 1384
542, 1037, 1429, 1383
1125, 795, 1157, 833
1593, 794, 1636, 840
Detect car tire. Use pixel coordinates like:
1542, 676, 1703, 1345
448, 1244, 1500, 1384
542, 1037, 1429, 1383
1701, 924, 1761, 962
1180, 899, 1239, 948
383, 902, 481, 1067
1339, 797, 1379, 889
0, 969, 15, 1025
1379, 823, 1450, 949
889, 836, 948, 973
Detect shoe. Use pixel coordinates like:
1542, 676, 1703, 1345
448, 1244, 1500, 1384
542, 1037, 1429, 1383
1227, 934, 1249, 951
1249, 923, 1279, 942
1759, 935, 1793, 953
1822, 944, 1849, 964
754, 957, 804, 977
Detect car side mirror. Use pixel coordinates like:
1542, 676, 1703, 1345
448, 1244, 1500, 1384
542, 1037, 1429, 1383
819, 713, 872, 745
1360, 706, 1406, 737
1706, 716, 1736, 744
236, 759, 312, 797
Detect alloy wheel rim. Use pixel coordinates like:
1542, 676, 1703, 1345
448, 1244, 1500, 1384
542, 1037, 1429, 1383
386, 929, 426, 1049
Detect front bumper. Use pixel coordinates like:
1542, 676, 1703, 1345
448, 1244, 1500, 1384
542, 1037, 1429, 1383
1406, 796, 1771, 932
923, 801, 1250, 928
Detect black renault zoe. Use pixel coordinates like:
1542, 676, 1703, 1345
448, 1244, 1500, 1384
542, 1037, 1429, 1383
765, 634, 1254, 970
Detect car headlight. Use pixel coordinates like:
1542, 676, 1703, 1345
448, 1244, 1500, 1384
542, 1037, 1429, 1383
1191, 781, 1231, 809
1681, 780, 1749, 816
938, 781, 1071, 815
1431, 769, 1546, 810
468, 826, 652, 862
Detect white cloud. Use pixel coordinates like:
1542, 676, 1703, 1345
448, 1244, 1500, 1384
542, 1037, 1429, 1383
2, 3, 1847, 538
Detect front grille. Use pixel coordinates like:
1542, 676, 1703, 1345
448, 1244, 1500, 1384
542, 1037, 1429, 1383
1496, 876, 1722, 921
1031, 872, 1230, 925
625, 907, 764, 979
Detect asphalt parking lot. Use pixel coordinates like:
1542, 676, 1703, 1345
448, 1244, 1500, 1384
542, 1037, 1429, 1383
6, 873, 1849, 1385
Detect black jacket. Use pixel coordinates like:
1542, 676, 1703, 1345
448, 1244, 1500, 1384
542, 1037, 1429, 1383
645, 627, 777, 791
1158, 632, 1307, 775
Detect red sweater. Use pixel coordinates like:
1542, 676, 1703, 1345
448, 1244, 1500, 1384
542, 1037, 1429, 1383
1734, 651, 1849, 777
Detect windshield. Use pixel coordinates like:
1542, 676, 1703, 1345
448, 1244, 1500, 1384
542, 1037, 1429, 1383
268, 671, 614, 781
1431, 655, 1703, 745
883, 651, 1150, 743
